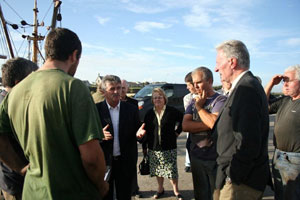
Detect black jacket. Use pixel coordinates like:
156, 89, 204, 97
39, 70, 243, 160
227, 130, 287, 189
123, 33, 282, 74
96, 101, 141, 167
212, 71, 270, 191
143, 105, 183, 151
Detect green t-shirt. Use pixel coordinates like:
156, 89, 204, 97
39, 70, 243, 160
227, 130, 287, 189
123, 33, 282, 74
270, 96, 300, 152
0, 69, 104, 199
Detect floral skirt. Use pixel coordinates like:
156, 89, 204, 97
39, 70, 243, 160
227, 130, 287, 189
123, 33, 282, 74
148, 149, 178, 179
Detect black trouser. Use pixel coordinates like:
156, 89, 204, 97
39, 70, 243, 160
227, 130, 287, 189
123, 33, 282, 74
104, 157, 133, 200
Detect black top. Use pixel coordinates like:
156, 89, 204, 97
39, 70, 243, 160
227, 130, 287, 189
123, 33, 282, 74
124, 96, 138, 107
143, 105, 183, 151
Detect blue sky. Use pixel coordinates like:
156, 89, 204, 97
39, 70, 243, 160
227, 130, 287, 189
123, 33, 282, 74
1, 0, 300, 91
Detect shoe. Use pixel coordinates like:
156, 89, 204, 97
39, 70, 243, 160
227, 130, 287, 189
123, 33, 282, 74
153, 189, 164, 199
184, 166, 191, 173
175, 194, 184, 200
134, 191, 143, 198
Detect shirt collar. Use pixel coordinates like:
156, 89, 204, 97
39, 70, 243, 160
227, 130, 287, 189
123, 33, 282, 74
106, 100, 120, 110
229, 70, 249, 95
153, 105, 166, 112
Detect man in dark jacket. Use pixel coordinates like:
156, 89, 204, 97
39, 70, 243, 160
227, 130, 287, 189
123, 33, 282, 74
96, 75, 145, 200
213, 40, 270, 200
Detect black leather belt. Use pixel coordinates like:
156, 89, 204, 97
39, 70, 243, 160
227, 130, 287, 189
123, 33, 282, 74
113, 156, 121, 160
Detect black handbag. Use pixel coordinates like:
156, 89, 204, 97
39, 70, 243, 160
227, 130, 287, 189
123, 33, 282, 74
139, 155, 150, 175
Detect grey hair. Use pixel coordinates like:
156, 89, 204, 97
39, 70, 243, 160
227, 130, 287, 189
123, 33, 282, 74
101, 75, 121, 91
285, 64, 300, 80
192, 66, 213, 82
216, 40, 250, 69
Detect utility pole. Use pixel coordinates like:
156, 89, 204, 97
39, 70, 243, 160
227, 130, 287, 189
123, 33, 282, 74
0, 5, 14, 59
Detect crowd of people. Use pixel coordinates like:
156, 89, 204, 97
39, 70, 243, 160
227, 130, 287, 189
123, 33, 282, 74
0, 27, 299, 200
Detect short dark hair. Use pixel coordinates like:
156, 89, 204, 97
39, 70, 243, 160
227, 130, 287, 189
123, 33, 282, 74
184, 72, 193, 84
45, 28, 82, 61
1, 57, 38, 88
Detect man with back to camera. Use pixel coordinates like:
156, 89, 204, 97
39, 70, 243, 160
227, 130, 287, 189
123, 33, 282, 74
183, 72, 197, 173
0, 28, 108, 199
0, 57, 38, 200
213, 40, 270, 200
182, 67, 227, 200
265, 64, 300, 200
96, 75, 146, 200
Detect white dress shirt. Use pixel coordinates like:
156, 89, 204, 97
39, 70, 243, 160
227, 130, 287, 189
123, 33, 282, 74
106, 100, 121, 156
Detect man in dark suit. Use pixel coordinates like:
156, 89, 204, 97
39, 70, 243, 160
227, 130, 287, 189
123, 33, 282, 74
121, 79, 138, 107
96, 75, 146, 200
213, 40, 270, 200
120, 79, 142, 198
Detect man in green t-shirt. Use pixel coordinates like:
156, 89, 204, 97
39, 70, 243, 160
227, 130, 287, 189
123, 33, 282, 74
265, 65, 300, 200
0, 28, 108, 200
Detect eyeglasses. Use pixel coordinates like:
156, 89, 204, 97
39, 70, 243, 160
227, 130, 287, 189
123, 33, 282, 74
153, 96, 163, 100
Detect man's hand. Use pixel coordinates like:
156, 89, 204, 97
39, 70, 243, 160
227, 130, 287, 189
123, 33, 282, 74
195, 90, 207, 111
98, 181, 109, 198
102, 125, 113, 140
270, 75, 284, 86
136, 123, 146, 139
20, 164, 29, 176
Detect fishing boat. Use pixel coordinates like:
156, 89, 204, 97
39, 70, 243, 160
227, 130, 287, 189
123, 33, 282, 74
0, 0, 62, 65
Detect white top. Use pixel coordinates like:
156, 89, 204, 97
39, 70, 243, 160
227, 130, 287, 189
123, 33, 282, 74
229, 70, 249, 96
106, 100, 121, 156
183, 93, 193, 111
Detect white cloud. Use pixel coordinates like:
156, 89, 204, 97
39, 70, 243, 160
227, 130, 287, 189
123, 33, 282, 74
134, 21, 172, 32
173, 44, 199, 49
282, 38, 300, 47
95, 16, 110, 25
141, 47, 203, 60
121, 27, 130, 34
183, 6, 212, 28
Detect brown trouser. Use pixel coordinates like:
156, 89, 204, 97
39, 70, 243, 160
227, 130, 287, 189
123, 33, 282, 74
213, 182, 263, 200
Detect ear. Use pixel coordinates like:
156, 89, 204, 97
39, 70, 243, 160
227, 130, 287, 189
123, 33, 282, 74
69, 50, 78, 63
230, 57, 238, 69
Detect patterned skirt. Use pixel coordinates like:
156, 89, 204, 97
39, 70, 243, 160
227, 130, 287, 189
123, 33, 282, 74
148, 148, 178, 179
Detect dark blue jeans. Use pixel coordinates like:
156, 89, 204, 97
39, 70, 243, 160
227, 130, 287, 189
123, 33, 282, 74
272, 149, 300, 200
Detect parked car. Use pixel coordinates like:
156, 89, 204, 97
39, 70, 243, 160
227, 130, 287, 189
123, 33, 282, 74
134, 83, 189, 121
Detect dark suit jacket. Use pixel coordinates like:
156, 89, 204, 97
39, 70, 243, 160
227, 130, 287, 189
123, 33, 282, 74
124, 96, 138, 107
143, 105, 183, 151
96, 101, 141, 168
212, 71, 270, 191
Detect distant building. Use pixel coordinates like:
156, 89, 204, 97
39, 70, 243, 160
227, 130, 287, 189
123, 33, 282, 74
95, 73, 103, 86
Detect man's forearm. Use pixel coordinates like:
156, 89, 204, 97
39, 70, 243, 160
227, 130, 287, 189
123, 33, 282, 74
264, 82, 274, 102
0, 135, 27, 175
197, 109, 218, 129
182, 120, 210, 133
80, 140, 108, 197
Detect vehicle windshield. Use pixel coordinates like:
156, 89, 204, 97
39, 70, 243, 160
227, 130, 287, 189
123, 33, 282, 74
134, 85, 161, 98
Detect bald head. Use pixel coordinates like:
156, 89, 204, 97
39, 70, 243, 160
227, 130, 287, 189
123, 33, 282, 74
121, 79, 129, 100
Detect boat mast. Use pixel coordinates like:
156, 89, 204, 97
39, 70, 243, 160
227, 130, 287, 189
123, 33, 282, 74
0, 5, 14, 59
51, 0, 62, 30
